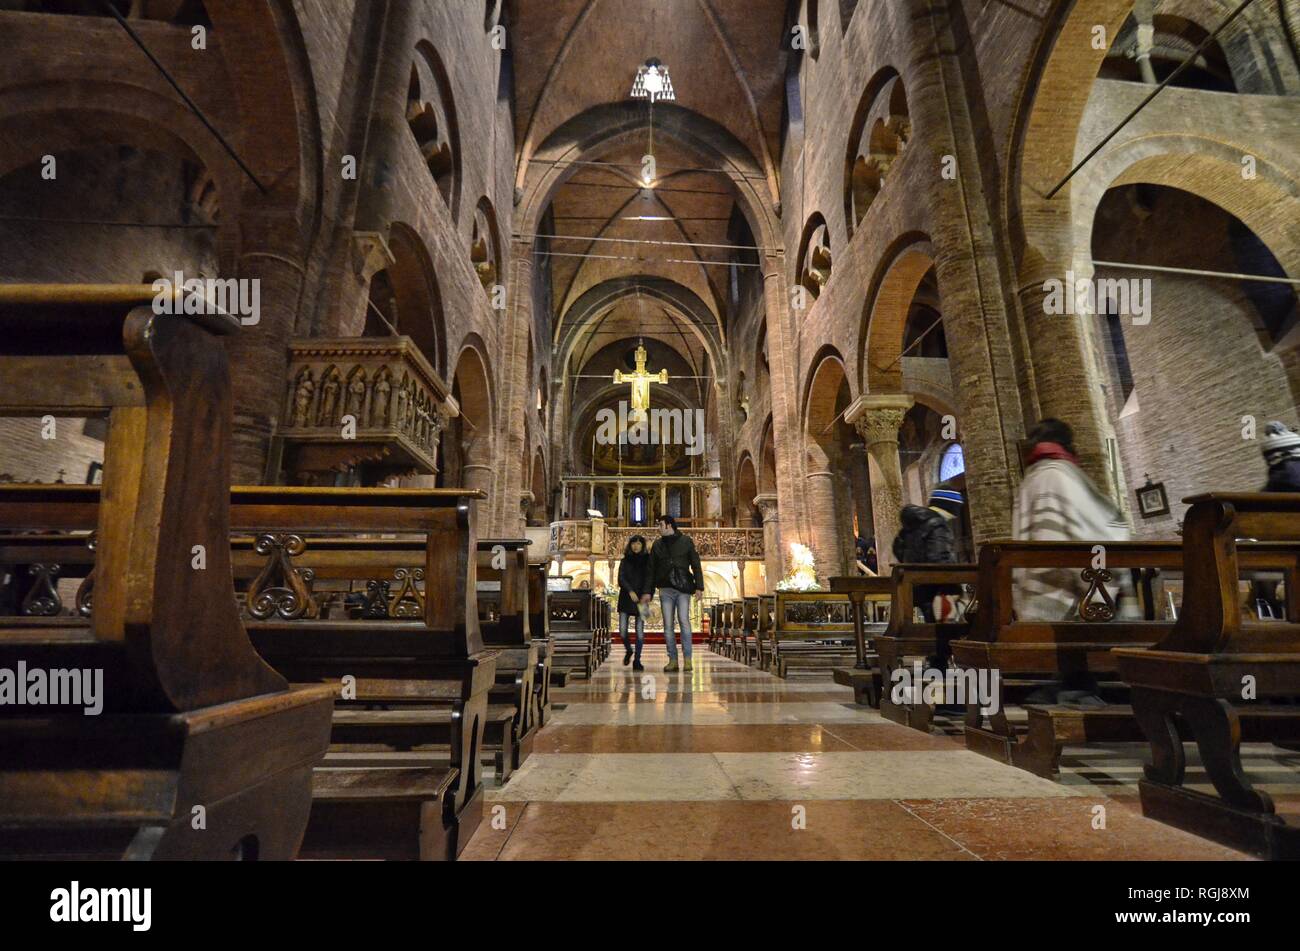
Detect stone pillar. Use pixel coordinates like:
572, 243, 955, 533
463, 462, 494, 498
847, 395, 914, 574
754, 494, 781, 592
1133, 0, 1158, 85
804, 470, 842, 583
227, 248, 307, 484
761, 257, 810, 547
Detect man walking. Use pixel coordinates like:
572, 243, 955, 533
650, 515, 703, 672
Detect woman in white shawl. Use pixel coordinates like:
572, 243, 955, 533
1012, 418, 1132, 620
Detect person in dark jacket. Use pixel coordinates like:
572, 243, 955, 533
616, 535, 653, 670
892, 483, 962, 622
649, 515, 704, 672
1255, 422, 1300, 616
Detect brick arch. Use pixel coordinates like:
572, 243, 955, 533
860, 236, 936, 394
735, 452, 759, 525
843, 66, 909, 238
1074, 138, 1300, 281
450, 338, 496, 466
802, 347, 850, 467
375, 222, 447, 377
759, 415, 778, 495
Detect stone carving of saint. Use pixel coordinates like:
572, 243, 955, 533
393, 383, 408, 432
291, 372, 314, 428
345, 372, 366, 422
318, 371, 341, 426
372, 374, 391, 427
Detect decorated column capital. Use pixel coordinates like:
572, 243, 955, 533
846, 394, 914, 447
352, 231, 397, 283
753, 493, 779, 523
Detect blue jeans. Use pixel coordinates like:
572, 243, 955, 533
660, 588, 693, 661
619, 610, 644, 660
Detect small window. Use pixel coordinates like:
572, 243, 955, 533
939, 443, 965, 482
631, 493, 646, 526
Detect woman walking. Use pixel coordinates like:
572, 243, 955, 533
617, 535, 653, 671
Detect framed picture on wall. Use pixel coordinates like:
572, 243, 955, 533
1136, 479, 1170, 519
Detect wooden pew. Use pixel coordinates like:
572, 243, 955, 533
527, 562, 554, 726
828, 575, 896, 705
476, 537, 542, 776
872, 564, 979, 728
771, 590, 886, 678
226, 488, 495, 860
728, 599, 744, 660
952, 539, 1300, 780
705, 601, 721, 651
1115, 494, 1300, 860
740, 596, 761, 666
0, 285, 334, 860
756, 594, 776, 671
549, 589, 598, 679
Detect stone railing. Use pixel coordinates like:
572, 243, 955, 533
278, 336, 458, 481
549, 519, 764, 561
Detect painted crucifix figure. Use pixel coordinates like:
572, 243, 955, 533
614, 341, 668, 422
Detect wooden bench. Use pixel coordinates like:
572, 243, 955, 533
1115, 494, 1300, 860
872, 564, 979, 726
828, 575, 895, 705
756, 594, 776, 671
740, 597, 761, 666
771, 591, 883, 678
527, 562, 553, 726
476, 538, 543, 776
727, 599, 744, 660
0, 284, 334, 860
226, 487, 495, 860
549, 589, 598, 679
952, 539, 1300, 780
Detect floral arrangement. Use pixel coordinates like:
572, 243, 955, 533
775, 542, 822, 592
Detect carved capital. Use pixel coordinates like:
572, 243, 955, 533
845, 395, 914, 448
352, 231, 396, 283
753, 493, 779, 523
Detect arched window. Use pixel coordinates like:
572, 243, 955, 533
939, 443, 965, 482
631, 493, 647, 526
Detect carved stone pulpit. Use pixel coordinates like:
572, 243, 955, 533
278, 336, 458, 484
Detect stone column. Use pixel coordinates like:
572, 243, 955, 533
847, 395, 914, 574
227, 248, 307, 484
804, 469, 842, 583
754, 494, 781, 592
1133, 0, 1158, 85
463, 462, 494, 499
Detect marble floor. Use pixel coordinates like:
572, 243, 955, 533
460, 645, 1299, 860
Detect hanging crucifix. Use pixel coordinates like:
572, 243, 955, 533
614, 340, 668, 422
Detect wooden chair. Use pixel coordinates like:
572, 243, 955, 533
0, 285, 334, 860
226, 487, 494, 860
873, 564, 978, 727
1115, 494, 1300, 860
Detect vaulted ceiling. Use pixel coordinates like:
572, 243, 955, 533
507, 0, 792, 385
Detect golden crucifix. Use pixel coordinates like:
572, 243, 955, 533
614, 342, 668, 421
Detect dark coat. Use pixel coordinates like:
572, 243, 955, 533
617, 544, 653, 615
1264, 459, 1300, 493
649, 531, 703, 592
892, 506, 957, 565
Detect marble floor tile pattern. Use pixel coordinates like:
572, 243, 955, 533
461, 645, 1267, 860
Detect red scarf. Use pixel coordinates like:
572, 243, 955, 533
1026, 441, 1080, 467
